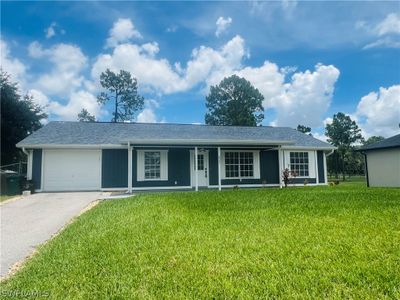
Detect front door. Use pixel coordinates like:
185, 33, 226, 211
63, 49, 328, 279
192, 150, 209, 187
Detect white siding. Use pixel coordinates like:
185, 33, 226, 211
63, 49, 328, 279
367, 148, 400, 187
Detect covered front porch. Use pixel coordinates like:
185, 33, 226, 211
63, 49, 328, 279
120, 143, 285, 193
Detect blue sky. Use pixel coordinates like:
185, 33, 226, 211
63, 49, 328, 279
1, 1, 399, 139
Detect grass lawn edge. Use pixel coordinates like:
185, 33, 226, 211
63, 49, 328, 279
0, 200, 100, 282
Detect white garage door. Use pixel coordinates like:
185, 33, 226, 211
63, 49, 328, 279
43, 149, 101, 191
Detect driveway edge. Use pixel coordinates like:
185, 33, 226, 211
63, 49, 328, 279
1, 199, 101, 282
0, 196, 23, 206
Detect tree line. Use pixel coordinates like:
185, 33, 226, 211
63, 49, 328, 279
0, 69, 387, 180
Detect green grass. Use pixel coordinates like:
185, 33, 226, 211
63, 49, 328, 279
328, 175, 366, 183
2, 186, 399, 299
0, 195, 15, 203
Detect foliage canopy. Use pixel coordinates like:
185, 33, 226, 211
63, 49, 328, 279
97, 69, 144, 122
1, 71, 47, 165
205, 75, 264, 126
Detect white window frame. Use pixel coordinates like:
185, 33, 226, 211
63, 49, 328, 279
283, 150, 316, 178
221, 150, 260, 180
137, 150, 168, 181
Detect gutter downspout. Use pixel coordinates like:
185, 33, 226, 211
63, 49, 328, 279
22, 147, 29, 156
326, 149, 334, 157
128, 142, 133, 194
22, 147, 33, 180
217, 147, 221, 191
278, 145, 283, 189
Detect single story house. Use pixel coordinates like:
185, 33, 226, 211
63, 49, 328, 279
17, 121, 335, 192
358, 134, 400, 187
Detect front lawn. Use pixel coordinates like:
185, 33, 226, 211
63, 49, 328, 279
2, 185, 399, 299
0, 195, 15, 203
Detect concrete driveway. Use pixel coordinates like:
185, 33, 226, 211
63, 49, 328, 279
0, 192, 101, 278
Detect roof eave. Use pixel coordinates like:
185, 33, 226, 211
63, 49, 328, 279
16, 143, 127, 149
356, 145, 400, 152
122, 139, 295, 146
281, 145, 337, 150
17, 139, 296, 148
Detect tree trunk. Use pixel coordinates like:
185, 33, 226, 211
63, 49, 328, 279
114, 91, 118, 122
335, 151, 339, 179
341, 151, 346, 181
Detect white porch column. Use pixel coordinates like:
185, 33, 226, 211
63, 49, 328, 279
128, 142, 132, 194
217, 147, 221, 191
194, 146, 198, 191
27, 150, 33, 180
323, 152, 328, 184
278, 146, 283, 189
314, 150, 319, 184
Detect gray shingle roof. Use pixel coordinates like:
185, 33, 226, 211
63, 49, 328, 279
17, 121, 335, 149
359, 134, 400, 151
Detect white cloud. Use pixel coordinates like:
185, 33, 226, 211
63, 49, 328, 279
363, 37, 400, 49
137, 108, 157, 123
49, 90, 103, 120
0, 39, 26, 83
358, 13, 400, 49
249, 0, 298, 20
4, 20, 343, 128
27, 88, 104, 121
137, 99, 163, 123
235, 63, 339, 127
28, 41, 45, 58
235, 61, 285, 103
215, 16, 232, 37
27, 89, 50, 108
45, 22, 56, 39
28, 42, 87, 95
323, 117, 333, 126
355, 85, 400, 137
376, 13, 400, 36
313, 132, 328, 143
92, 31, 340, 128
106, 18, 142, 48
92, 43, 185, 94
145, 99, 160, 109
141, 42, 159, 57
185, 35, 246, 89
92, 35, 247, 94
24, 41, 101, 121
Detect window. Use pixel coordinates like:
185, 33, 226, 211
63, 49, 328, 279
144, 151, 161, 179
196, 154, 204, 170
289, 152, 309, 177
225, 152, 239, 178
224, 151, 256, 178
137, 150, 168, 181
240, 152, 254, 177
